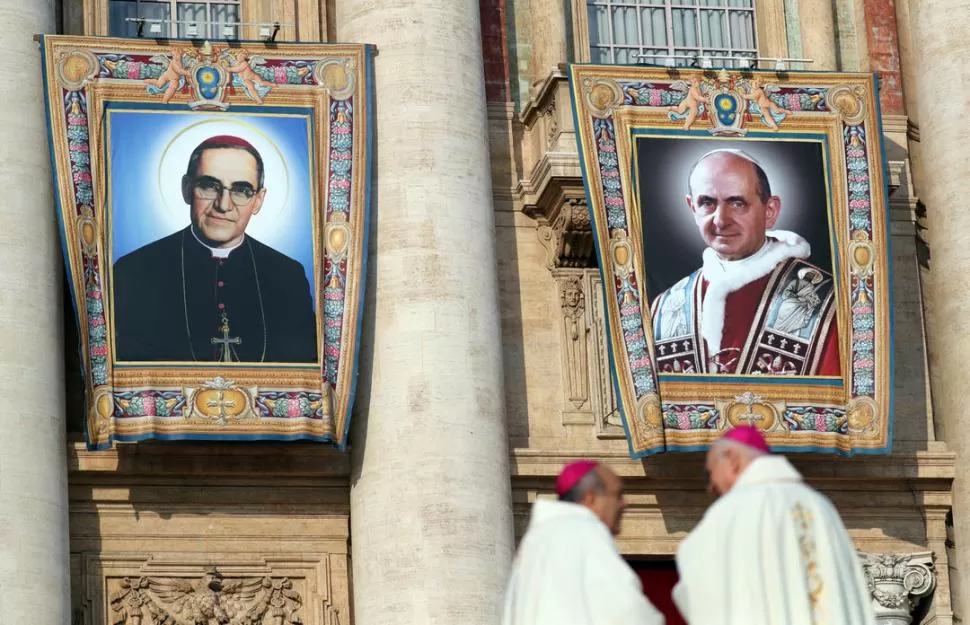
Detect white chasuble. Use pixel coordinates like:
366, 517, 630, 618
673, 456, 874, 625
502, 499, 665, 625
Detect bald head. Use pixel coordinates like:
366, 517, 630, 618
684, 148, 781, 261
687, 149, 772, 203
705, 438, 767, 497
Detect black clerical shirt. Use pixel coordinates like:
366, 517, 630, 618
112, 227, 318, 363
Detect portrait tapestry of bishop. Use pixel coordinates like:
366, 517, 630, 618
112, 135, 318, 363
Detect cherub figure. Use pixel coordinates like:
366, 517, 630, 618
667, 76, 706, 130
145, 48, 191, 104
223, 51, 273, 103
743, 77, 790, 130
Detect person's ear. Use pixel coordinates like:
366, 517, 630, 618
181, 175, 193, 204
765, 196, 781, 228
251, 188, 267, 216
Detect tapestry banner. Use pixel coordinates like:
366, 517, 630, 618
569, 65, 893, 457
41, 35, 373, 450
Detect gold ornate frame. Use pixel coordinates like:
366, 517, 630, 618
569, 65, 892, 457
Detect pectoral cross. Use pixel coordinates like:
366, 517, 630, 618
211, 313, 241, 362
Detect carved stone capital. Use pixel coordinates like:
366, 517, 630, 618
860, 551, 936, 624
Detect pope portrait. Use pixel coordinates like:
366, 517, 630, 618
112, 135, 318, 363
649, 148, 840, 376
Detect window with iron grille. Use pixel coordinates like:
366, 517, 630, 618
108, 0, 242, 39
587, 0, 758, 68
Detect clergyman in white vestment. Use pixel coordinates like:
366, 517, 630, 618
501, 460, 665, 625
673, 426, 875, 625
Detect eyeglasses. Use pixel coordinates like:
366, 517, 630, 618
193, 176, 260, 206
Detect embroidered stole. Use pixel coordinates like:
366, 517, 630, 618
651, 258, 837, 375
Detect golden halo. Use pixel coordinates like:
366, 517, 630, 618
156, 117, 291, 229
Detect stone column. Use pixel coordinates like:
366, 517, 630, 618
860, 552, 936, 624
797, 0, 838, 70
530, 0, 567, 83
335, 3, 514, 625
0, 6, 71, 625
912, 0, 970, 616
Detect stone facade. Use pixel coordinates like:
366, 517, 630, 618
0, 0, 956, 623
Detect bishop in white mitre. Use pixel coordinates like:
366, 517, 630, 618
673, 426, 874, 625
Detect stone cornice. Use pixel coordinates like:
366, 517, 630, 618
68, 440, 351, 478
510, 447, 956, 483
521, 66, 568, 127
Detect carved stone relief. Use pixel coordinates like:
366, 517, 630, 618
557, 272, 590, 412
108, 569, 303, 625
552, 269, 625, 434
554, 269, 593, 425
73, 553, 346, 625
542, 99, 559, 149
860, 551, 936, 625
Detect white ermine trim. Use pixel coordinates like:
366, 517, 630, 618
700, 230, 811, 354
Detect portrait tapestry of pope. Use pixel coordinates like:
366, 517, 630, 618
648, 148, 841, 377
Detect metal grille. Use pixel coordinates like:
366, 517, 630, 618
109, 0, 242, 39
587, 0, 758, 68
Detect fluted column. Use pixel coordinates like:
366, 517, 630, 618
335, 2, 514, 624
0, 6, 71, 625
912, 0, 970, 616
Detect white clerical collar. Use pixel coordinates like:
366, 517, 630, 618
699, 230, 811, 355
734, 455, 803, 488
190, 226, 244, 259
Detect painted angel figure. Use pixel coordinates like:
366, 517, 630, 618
743, 77, 790, 130
222, 51, 273, 103
145, 48, 193, 104
667, 76, 706, 130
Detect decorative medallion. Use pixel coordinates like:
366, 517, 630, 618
183, 377, 258, 424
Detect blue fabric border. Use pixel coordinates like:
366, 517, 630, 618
341, 43, 376, 452
567, 66, 651, 457
39, 35, 98, 449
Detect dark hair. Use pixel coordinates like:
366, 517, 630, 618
185, 140, 265, 189
559, 470, 605, 503
687, 148, 772, 203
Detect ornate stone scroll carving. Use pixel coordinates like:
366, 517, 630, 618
536, 197, 595, 270
108, 569, 304, 625
860, 551, 936, 624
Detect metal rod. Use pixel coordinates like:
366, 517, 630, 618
123, 17, 294, 28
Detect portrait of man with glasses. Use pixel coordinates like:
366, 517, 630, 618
112, 134, 318, 363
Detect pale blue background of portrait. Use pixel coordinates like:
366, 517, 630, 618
107, 108, 317, 311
